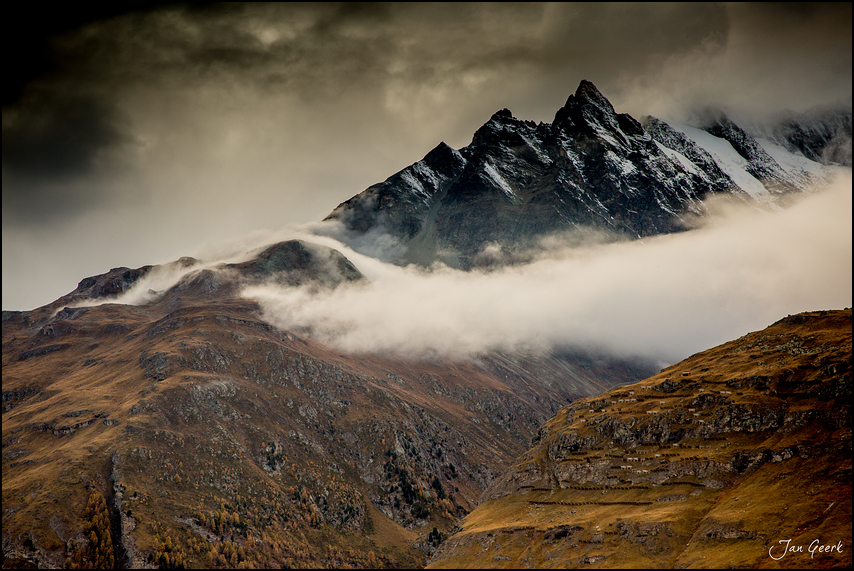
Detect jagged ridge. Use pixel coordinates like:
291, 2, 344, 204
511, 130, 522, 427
323, 80, 844, 268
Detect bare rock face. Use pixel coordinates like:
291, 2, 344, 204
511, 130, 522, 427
698, 111, 798, 193
72, 266, 154, 300
110, 453, 153, 569
761, 108, 853, 167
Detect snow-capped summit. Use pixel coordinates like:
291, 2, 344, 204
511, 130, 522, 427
321, 80, 846, 268
554, 79, 638, 141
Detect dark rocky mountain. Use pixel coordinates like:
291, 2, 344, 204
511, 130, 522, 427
321, 80, 843, 269
428, 309, 852, 569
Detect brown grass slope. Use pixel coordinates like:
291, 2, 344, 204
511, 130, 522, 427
428, 309, 852, 569
2, 252, 648, 569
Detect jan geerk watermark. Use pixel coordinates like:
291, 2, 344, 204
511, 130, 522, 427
769, 538, 845, 561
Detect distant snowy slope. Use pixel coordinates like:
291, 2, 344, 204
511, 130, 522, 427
649, 113, 843, 203
659, 121, 771, 200
747, 109, 853, 167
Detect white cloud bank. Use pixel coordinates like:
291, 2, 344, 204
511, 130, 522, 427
242, 172, 852, 364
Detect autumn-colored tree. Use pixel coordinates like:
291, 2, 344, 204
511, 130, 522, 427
66, 491, 116, 569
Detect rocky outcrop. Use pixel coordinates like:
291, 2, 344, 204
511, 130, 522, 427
698, 111, 798, 193
72, 266, 154, 301
642, 116, 738, 192
226, 239, 364, 287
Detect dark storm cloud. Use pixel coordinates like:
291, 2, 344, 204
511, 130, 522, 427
7, 4, 730, 113
7, 3, 849, 112
2, 2, 852, 312
1, 3, 170, 106
2, 93, 135, 224
3, 94, 130, 181
526, 3, 729, 72
6, 3, 844, 142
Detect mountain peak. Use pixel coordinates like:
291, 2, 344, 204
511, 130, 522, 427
225, 239, 364, 288
574, 79, 612, 109
423, 141, 467, 176
553, 79, 618, 129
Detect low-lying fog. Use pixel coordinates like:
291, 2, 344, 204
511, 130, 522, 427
61, 172, 851, 367
242, 171, 852, 365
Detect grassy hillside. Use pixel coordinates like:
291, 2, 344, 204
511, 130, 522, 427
429, 309, 852, 569
2, 280, 645, 569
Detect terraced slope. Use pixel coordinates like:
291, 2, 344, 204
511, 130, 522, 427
428, 309, 852, 569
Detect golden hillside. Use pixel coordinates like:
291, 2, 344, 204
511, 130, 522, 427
429, 309, 852, 569
2, 245, 649, 569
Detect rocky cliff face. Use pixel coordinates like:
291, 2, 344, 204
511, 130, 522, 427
322, 80, 839, 269
428, 309, 852, 569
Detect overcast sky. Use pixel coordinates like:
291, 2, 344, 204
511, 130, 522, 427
3, 2, 852, 312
